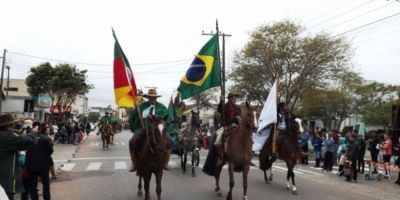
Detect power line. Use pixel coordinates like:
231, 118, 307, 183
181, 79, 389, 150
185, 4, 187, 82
9, 51, 191, 67
304, 0, 361, 25
334, 11, 400, 37
324, 0, 395, 31
296, 0, 340, 19
309, 0, 377, 30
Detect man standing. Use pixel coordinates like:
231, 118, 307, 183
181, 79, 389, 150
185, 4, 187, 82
128, 89, 169, 171
347, 134, 360, 183
0, 114, 36, 200
214, 93, 241, 165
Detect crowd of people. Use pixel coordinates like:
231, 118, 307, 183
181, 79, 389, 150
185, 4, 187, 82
299, 126, 400, 185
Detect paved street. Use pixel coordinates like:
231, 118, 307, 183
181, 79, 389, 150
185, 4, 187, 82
49, 130, 400, 200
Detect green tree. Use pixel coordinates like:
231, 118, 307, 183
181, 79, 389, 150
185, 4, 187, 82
26, 62, 93, 107
189, 89, 217, 112
355, 82, 400, 128
88, 112, 101, 123
230, 20, 355, 111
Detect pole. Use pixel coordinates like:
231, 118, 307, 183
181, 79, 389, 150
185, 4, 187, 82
0, 49, 6, 114
202, 21, 231, 128
272, 72, 280, 154
6, 66, 10, 96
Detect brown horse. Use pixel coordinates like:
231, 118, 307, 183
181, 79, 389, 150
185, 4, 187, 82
259, 120, 301, 195
136, 116, 168, 200
100, 122, 112, 150
213, 102, 256, 200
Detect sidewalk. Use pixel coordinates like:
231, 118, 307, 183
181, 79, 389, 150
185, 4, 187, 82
52, 134, 89, 171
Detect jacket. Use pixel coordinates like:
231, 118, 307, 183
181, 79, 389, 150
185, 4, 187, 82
25, 134, 54, 173
349, 140, 360, 161
217, 101, 241, 127
129, 101, 168, 134
0, 131, 35, 193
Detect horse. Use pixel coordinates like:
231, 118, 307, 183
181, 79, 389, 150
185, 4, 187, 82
179, 110, 201, 177
212, 102, 257, 200
100, 122, 112, 150
259, 119, 301, 195
136, 115, 168, 200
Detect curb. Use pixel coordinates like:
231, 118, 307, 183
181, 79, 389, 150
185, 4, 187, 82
57, 135, 89, 171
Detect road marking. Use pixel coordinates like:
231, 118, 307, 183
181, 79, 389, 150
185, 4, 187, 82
71, 157, 130, 161
115, 161, 127, 170
61, 163, 76, 171
86, 162, 102, 171
169, 161, 179, 168
273, 166, 304, 174
295, 168, 323, 176
121, 142, 126, 146
89, 142, 100, 146
53, 159, 68, 163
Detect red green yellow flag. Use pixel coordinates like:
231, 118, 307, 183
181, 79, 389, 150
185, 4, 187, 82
112, 29, 138, 108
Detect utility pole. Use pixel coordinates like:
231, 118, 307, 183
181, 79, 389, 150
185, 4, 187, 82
202, 21, 232, 128
0, 49, 7, 114
6, 66, 10, 96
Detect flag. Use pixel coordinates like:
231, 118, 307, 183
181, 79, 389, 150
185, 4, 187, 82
178, 34, 221, 99
112, 29, 138, 108
257, 80, 278, 133
167, 98, 178, 136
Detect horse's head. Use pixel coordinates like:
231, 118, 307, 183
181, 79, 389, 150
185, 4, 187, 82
191, 110, 201, 129
242, 101, 258, 131
148, 116, 167, 153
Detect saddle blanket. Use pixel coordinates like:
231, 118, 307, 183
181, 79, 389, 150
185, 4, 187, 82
252, 127, 272, 151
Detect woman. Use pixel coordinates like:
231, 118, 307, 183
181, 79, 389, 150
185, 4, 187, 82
312, 133, 323, 168
368, 133, 379, 174
379, 133, 392, 178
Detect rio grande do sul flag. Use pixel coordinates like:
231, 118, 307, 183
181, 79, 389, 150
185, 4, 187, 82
112, 29, 138, 108
178, 34, 221, 100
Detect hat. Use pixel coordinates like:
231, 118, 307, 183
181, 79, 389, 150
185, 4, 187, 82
0, 114, 19, 127
227, 92, 240, 98
143, 89, 161, 98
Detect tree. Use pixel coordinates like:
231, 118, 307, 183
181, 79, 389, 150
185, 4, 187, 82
26, 62, 93, 108
88, 112, 101, 123
189, 89, 217, 112
230, 20, 355, 111
355, 82, 400, 128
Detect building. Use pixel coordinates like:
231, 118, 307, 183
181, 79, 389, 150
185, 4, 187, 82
0, 79, 36, 119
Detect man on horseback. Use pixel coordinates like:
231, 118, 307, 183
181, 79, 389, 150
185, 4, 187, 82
277, 102, 292, 131
128, 89, 170, 172
214, 92, 241, 166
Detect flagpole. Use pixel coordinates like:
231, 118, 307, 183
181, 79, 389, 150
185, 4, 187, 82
272, 72, 280, 155
215, 20, 225, 131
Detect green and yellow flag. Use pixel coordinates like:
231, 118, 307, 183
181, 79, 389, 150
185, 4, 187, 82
178, 35, 221, 99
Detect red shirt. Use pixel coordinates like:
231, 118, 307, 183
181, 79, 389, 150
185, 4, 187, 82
226, 103, 236, 120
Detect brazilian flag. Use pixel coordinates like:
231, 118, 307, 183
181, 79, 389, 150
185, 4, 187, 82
178, 34, 221, 99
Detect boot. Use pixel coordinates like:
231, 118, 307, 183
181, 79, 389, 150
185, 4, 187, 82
164, 149, 172, 170
129, 151, 137, 172
216, 145, 225, 166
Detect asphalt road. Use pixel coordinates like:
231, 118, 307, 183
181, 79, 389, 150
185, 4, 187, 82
50, 130, 399, 200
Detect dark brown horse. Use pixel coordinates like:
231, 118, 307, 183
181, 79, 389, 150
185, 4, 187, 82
136, 116, 168, 200
213, 102, 256, 200
100, 122, 112, 150
259, 120, 301, 195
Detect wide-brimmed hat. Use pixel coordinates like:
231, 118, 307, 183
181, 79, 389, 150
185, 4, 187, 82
143, 89, 161, 98
0, 114, 20, 127
227, 92, 240, 98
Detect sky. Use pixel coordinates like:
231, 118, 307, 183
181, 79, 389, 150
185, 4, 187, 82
1, 0, 399, 108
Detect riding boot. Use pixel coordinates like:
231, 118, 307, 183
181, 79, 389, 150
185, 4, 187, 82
164, 149, 172, 170
216, 145, 225, 166
129, 152, 137, 172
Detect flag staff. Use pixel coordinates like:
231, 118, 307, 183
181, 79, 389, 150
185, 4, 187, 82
272, 71, 280, 155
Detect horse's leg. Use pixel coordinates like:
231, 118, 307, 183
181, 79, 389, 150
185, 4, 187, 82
226, 163, 235, 200
289, 160, 297, 195
243, 164, 250, 200
144, 173, 152, 200
191, 149, 196, 177
215, 160, 224, 197
155, 170, 163, 200
269, 156, 274, 181
137, 175, 143, 196
183, 150, 187, 174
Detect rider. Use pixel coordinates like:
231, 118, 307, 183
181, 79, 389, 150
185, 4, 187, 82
277, 102, 291, 131
97, 112, 113, 135
128, 89, 170, 172
214, 92, 241, 166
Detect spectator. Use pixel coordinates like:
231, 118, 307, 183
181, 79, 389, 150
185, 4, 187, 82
347, 133, 360, 183
300, 125, 310, 165
323, 133, 334, 172
65, 122, 73, 144
394, 136, 400, 185
85, 123, 91, 136
337, 136, 347, 176
24, 125, 54, 200
356, 131, 366, 174
379, 133, 392, 178
312, 133, 323, 168
0, 114, 36, 200
368, 132, 379, 174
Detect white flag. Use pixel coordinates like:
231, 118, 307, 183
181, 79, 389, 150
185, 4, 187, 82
257, 80, 277, 133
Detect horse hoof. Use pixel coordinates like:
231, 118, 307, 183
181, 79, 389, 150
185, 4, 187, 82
137, 190, 143, 196
292, 190, 298, 195
243, 195, 248, 200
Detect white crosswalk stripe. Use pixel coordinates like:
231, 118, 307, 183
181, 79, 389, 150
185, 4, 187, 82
114, 161, 127, 170
86, 162, 102, 171
61, 163, 76, 171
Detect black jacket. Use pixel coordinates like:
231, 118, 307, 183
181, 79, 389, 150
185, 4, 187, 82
349, 140, 360, 161
25, 134, 54, 172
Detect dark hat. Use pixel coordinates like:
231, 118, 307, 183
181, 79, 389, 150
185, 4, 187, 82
143, 89, 161, 98
0, 114, 19, 127
227, 93, 240, 98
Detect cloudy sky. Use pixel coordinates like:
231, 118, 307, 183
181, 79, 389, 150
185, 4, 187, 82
1, 0, 399, 107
